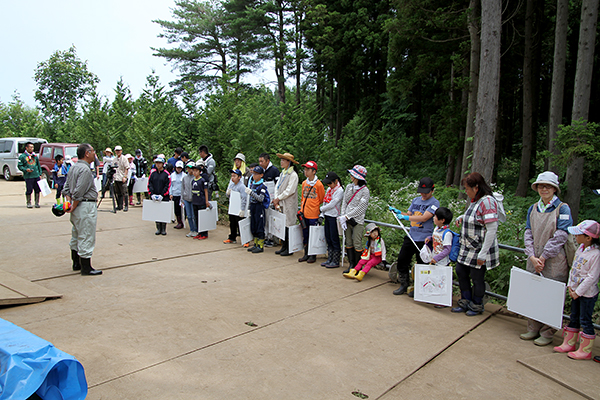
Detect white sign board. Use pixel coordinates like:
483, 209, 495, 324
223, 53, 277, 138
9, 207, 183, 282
93, 177, 102, 193
308, 225, 327, 255
142, 200, 173, 223
198, 201, 218, 231
132, 177, 148, 193
288, 225, 304, 253
239, 217, 252, 245
228, 191, 242, 215
507, 267, 566, 330
266, 208, 287, 240
265, 181, 276, 200
413, 264, 453, 307
37, 179, 52, 197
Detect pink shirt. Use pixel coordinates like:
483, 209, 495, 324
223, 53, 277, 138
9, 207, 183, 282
568, 244, 600, 298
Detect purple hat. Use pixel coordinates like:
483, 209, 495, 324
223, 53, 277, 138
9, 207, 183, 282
348, 165, 367, 181
568, 220, 600, 239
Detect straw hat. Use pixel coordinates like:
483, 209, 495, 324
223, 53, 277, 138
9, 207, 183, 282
276, 152, 299, 164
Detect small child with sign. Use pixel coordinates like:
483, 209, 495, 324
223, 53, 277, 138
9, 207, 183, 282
52, 154, 68, 204
224, 168, 248, 244
424, 207, 455, 266
553, 220, 600, 361
245, 166, 270, 253
191, 160, 211, 240
344, 223, 386, 281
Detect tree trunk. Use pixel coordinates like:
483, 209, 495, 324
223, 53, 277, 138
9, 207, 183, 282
460, 0, 480, 184
565, 0, 599, 220
547, 0, 569, 173
471, 0, 501, 182
516, 0, 537, 196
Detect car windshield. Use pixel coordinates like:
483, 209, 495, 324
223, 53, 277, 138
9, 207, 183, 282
65, 146, 78, 158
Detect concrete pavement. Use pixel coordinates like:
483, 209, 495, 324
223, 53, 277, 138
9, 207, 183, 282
0, 180, 597, 399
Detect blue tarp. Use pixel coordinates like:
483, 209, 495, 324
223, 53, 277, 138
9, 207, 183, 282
0, 318, 87, 400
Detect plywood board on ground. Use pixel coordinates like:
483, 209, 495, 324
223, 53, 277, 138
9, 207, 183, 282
0, 269, 61, 306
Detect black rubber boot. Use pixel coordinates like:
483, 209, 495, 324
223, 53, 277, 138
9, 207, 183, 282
276, 240, 286, 255
26, 194, 33, 208
393, 272, 410, 295
34, 192, 40, 208
161, 222, 167, 235
326, 251, 340, 268
321, 250, 333, 267
80, 257, 102, 276
155, 222, 162, 235
298, 245, 309, 262
71, 249, 81, 271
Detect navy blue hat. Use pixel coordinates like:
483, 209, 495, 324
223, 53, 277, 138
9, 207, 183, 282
230, 168, 242, 176
252, 165, 265, 174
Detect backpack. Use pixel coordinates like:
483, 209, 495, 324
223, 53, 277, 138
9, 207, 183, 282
443, 229, 461, 262
556, 202, 577, 266
492, 192, 507, 223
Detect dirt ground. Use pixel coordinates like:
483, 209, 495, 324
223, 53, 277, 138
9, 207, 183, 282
0, 180, 598, 399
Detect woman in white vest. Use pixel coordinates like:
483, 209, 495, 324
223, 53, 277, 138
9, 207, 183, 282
273, 153, 299, 257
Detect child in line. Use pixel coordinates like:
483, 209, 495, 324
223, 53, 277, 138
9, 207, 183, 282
423, 207, 454, 308
298, 161, 325, 263
148, 156, 171, 236
344, 223, 386, 281
191, 160, 210, 240
170, 160, 185, 229
320, 171, 343, 268
389, 177, 439, 295
52, 154, 68, 204
224, 168, 248, 244
126, 154, 136, 206
424, 207, 454, 266
553, 220, 600, 360
245, 166, 270, 253
182, 161, 198, 238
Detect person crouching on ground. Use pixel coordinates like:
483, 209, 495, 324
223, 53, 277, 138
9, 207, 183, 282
320, 171, 343, 268
245, 166, 270, 253
389, 177, 439, 295
148, 156, 171, 236
191, 160, 210, 240
298, 161, 325, 263
553, 220, 600, 360
224, 169, 248, 244
344, 223, 386, 281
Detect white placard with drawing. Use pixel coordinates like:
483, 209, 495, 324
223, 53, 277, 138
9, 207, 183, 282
308, 225, 327, 255
288, 225, 304, 253
37, 179, 52, 197
507, 267, 566, 330
266, 208, 286, 240
265, 181, 276, 201
239, 217, 252, 245
413, 264, 453, 307
93, 177, 102, 193
142, 200, 173, 223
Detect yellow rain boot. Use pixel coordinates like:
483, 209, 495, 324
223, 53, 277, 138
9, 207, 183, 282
343, 269, 357, 279
355, 270, 366, 281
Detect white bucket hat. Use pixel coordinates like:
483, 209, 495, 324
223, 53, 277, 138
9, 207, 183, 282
531, 171, 560, 194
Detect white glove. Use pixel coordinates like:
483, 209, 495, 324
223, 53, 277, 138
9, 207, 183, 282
239, 210, 245, 218
226, 188, 232, 196
151, 195, 159, 202
337, 215, 347, 231
157, 195, 163, 201
245, 187, 252, 195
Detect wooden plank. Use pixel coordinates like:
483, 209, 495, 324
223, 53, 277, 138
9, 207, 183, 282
0, 269, 61, 306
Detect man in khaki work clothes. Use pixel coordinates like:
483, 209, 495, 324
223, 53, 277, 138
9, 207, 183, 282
113, 145, 130, 212
63, 143, 102, 276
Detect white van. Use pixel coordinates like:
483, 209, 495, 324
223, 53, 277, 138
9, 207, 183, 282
0, 137, 48, 180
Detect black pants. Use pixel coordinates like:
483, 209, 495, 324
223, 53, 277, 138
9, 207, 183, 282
114, 181, 128, 207
396, 235, 425, 275
324, 215, 341, 253
250, 202, 265, 239
25, 178, 41, 195
229, 214, 242, 240
172, 196, 182, 218
455, 262, 487, 300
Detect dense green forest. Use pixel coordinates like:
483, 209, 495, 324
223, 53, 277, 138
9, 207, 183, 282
1, 0, 599, 224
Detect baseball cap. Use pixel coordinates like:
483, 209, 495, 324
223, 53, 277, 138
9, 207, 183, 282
154, 156, 165, 163
114, 145, 123, 151
302, 161, 318, 170
186, 161, 195, 169
175, 160, 184, 168
230, 168, 243, 176
252, 165, 265, 174
568, 220, 600, 239
322, 171, 339, 185
417, 177, 435, 193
